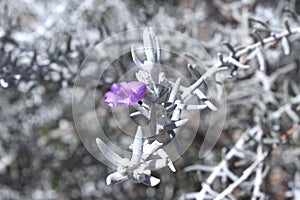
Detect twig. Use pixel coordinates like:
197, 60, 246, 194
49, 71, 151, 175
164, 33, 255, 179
214, 151, 268, 200
186, 126, 262, 199
181, 27, 300, 100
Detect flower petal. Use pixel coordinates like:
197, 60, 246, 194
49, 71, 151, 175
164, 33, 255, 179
116, 97, 131, 107
128, 82, 147, 105
127, 82, 146, 94
104, 82, 146, 107
104, 91, 121, 107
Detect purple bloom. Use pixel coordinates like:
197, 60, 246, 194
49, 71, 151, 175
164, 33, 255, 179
104, 82, 147, 107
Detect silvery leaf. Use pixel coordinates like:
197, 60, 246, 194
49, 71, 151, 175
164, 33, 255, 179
147, 131, 173, 145
144, 84, 169, 104
165, 100, 184, 155
142, 140, 163, 160
96, 138, 124, 167
177, 104, 208, 110
129, 110, 149, 126
143, 28, 157, 63
281, 36, 290, 55
157, 149, 176, 172
171, 100, 181, 121
168, 78, 181, 104
155, 33, 160, 62
150, 64, 159, 85
194, 89, 217, 111
131, 45, 144, 69
130, 126, 144, 164
106, 171, 128, 185
149, 103, 157, 137
135, 70, 150, 83
132, 103, 150, 120
145, 159, 169, 171
171, 134, 183, 158
161, 118, 188, 131
135, 173, 161, 186
255, 48, 265, 71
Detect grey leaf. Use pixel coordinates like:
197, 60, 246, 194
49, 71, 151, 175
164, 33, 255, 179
149, 103, 157, 137
131, 45, 144, 69
135, 173, 161, 186
131, 126, 144, 164
143, 28, 157, 63
145, 159, 169, 171
178, 104, 207, 110
106, 171, 128, 185
281, 36, 290, 55
150, 64, 159, 85
171, 100, 181, 120
96, 138, 124, 167
161, 118, 188, 131
142, 140, 163, 161
168, 78, 181, 104
194, 89, 217, 111
169, 133, 183, 159
155, 33, 160, 62
157, 149, 176, 172
255, 48, 265, 71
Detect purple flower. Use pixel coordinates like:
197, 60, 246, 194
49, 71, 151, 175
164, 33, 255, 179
104, 82, 147, 107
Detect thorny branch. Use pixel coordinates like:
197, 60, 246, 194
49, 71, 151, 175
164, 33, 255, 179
181, 4, 300, 200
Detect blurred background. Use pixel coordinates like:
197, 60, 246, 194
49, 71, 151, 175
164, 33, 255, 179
1, 0, 300, 199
